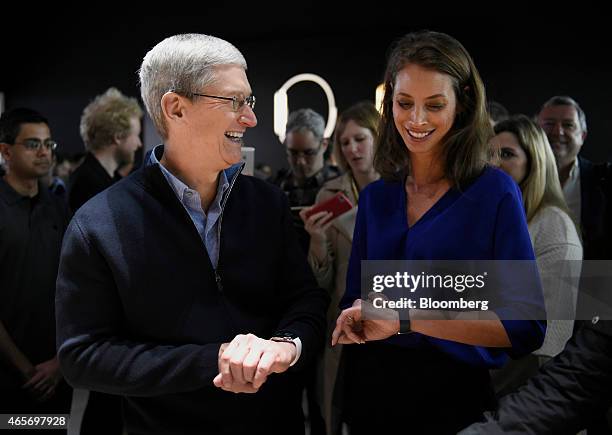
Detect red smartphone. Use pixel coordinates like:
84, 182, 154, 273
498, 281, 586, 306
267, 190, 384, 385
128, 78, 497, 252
304, 192, 354, 220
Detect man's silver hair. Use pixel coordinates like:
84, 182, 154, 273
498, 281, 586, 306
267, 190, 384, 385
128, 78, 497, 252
138, 33, 247, 139
285, 108, 326, 143
538, 95, 587, 134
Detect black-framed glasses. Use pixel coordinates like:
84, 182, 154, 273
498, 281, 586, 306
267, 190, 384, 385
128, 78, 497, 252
13, 138, 58, 151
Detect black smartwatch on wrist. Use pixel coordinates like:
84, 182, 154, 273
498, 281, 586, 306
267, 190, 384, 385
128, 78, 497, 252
398, 319, 412, 334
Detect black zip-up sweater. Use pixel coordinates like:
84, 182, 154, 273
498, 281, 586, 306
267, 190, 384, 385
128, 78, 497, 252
56, 153, 329, 434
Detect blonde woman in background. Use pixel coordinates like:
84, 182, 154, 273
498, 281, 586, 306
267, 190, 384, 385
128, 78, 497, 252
300, 101, 380, 435
491, 114, 583, 396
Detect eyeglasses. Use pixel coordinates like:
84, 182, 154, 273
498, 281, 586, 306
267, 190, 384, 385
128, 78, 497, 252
192, 93, 256, 112
287, 144, 323, 160
172, 89, 256, 112
13, 138, 58, 151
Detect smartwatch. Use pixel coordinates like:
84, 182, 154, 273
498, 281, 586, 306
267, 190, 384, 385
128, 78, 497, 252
270, 332, 302, 366
398, 319, 412, 334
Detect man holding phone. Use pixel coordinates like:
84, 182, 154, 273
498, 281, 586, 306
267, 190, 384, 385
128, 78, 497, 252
271, 108, 340, 252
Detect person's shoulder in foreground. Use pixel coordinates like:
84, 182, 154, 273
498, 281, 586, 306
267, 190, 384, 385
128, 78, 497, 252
459, 319, 612, 435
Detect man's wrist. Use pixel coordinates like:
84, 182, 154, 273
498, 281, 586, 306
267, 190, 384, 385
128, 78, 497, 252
272, 340, 297, 362
270, 333, 302, 366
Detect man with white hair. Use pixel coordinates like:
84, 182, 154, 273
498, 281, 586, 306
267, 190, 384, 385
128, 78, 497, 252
56, 34, 328, 434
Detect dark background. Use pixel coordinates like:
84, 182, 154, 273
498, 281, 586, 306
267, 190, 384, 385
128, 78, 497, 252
2, 9, 610, 172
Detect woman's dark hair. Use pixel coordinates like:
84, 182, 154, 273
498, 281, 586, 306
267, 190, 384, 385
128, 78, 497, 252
374, 30, 493, 187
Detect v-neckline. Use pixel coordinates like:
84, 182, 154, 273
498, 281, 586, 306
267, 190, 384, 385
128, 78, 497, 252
402, 182, 455, 230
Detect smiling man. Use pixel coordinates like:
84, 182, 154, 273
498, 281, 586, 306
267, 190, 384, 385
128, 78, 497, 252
536, 96, 612, 260
55, 34, 328, 435
0, 108, 72, 419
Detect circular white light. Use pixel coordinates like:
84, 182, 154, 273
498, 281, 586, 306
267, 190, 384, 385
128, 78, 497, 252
273, 74, 337, 143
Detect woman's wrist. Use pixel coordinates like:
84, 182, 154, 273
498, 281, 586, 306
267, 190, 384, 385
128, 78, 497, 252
309, 238, 328, 264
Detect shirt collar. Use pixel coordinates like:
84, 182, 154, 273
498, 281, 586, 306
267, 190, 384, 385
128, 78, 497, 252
147, 144, 240, 204
568, 157, 580, 182
0, 177, 47, 205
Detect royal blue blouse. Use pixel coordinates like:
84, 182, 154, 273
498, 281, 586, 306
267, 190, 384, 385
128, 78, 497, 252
340, 167, 546, 368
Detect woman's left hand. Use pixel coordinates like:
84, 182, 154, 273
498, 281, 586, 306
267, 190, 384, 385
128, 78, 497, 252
331, 299, 400, 346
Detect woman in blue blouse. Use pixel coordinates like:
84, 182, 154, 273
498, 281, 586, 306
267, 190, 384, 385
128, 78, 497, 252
330, 31, 546, 434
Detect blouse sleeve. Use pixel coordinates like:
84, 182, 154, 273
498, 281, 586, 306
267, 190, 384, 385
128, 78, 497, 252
491, 186, 547, 358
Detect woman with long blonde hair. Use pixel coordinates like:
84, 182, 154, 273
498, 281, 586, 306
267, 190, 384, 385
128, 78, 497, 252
492, 114, 582, 395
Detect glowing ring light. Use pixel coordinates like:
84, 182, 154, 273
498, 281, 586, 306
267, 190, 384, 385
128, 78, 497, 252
375, 83, 385, 113
274, 73, 337, 143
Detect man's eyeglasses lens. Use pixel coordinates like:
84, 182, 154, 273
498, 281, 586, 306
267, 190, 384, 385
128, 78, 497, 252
17, 139, 58, 151
185, 91, 256, 112
234, 95, 256, 111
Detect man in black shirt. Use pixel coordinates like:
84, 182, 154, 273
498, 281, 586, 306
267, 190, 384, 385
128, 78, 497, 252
271, 108, 340, 253
0, 108, 72, 421
272, 108, 340, 207
68, 87, 143, 212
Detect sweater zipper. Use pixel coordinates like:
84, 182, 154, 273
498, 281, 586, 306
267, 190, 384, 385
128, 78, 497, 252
214, 164, 244, 293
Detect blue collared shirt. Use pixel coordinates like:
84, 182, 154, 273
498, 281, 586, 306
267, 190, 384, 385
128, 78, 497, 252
149, 145, 233, 269
149, 145, 301, 365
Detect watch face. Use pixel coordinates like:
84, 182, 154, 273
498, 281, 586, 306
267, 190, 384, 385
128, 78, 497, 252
274, 332, 298, 340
